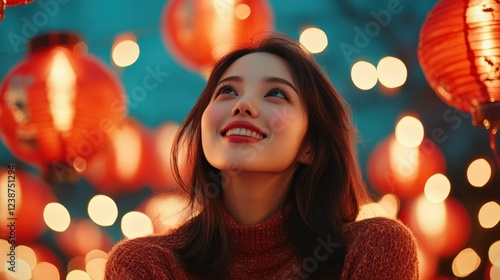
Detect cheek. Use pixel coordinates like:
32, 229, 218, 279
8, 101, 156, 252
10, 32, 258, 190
266, 105, 305, 134
201, 103, 226, 140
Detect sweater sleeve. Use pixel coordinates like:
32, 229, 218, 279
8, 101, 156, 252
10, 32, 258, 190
104, 237, 190, 280
341, 217, 419, 280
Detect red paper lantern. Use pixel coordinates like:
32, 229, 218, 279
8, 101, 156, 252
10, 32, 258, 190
161, 0, 274, 72
6, 0, 34, 6
148, 122, 191, 192
367, 136, 446, 199
399, 196, 471, 258
0, 167, 56, 243
0, 32, 127, 179
55, 219, 113, 258
83, 118, 150, 194
418, 0, 500, 164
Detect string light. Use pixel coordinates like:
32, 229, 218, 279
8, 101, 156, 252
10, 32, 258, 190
234, 4, 251, 20
5, 259, 31, 279
112, 34, 140, 67
299, 27, 328, 54
16, 245, 37, 270
121, 211, 153, 239
43, 203, 71, 232
491, 265, 500, 280
452, 248, 481, 278
424, 173, 451, 203
377, 194, 399, 219
351, 61, 377, 90
395, 116, 424, 148
32, 262, 60, 280
87, 195, 118, 227
489, 241, 500, 266
478, 202, 500, 229
66, 270, 91, 280
377, 56, 407, 88
467, 158, 492, 187
85, 258, 106, 280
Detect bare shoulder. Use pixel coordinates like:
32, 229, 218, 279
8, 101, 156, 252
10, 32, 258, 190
341, 217, 419, 279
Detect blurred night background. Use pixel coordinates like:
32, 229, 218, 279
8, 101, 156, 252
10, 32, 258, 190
0, 0, 499, 279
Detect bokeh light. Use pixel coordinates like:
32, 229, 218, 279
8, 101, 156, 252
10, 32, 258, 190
85, 258, 106, 280
66, 269, 91, 280
357, 203, 388, 220
489, 240, 500, 266
88, 195, 118, 226
467, 158, 492, 187
113, 123, 143, 183
492, 265, 500, 280
142, 194, 194, 233
32, 262, 60, 280
351, 61, 378, 90
67, 257, 86, 273
452, 248, 481, 278
17, 245, 37, 270
299, 27, 328, 54
56, 220, 112, 258
478, 201, 500, 229
0, 239, 9, 273
234, 4, 251, 20
395, 116, 424, 148
377, 194, 400, 219
121, 211, 153, 239
377, 56, 407, 88
424, 173, 451, 203
4, 258, 31, 279
44, 203, 71, 232
112, 34, 140, 67
415, 195, 446, 237
85, 249, 108, 265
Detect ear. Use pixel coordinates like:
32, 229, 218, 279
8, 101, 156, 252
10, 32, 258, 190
297, 144, 312, 165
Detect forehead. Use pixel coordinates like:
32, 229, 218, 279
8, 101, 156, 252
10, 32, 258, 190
220, 52, 294, 82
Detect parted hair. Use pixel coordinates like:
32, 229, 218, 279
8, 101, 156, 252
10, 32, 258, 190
171, 32, 371, 279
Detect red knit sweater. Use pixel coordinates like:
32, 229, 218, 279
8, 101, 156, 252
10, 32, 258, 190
105, 207, 419, 279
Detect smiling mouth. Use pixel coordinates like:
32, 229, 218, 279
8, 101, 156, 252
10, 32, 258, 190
221, 128, 267, 140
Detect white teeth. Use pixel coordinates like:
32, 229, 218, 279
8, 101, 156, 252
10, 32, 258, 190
225, 128, 264, 139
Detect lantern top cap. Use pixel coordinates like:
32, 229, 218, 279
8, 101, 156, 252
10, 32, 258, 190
29, 32, 83, 52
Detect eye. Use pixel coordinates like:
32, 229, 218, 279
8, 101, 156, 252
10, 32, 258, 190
213, 84, 237, 98
266, 86, 290, 100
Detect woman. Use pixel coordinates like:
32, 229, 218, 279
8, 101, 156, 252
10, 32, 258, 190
105, 33, 418, 279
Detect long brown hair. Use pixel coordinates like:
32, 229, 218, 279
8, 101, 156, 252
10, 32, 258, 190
171, 33, 371, 279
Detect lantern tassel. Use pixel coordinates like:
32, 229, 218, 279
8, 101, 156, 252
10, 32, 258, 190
489, 127, 500, 168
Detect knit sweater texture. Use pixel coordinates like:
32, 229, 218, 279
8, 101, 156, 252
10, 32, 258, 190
105, 207, 419, 280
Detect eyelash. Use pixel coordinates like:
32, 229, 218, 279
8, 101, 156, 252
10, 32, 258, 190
213, 83, 235, 98
213, 83, 291, 101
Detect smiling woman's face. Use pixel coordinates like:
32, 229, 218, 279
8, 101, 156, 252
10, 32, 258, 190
201, 52, 309, 173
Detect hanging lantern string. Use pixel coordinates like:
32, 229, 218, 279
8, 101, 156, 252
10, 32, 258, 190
489, 127, 500, 168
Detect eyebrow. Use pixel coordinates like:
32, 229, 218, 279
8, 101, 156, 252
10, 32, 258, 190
217, 75, 298, 93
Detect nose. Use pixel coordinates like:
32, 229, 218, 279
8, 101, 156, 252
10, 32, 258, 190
231, 95, 259, 117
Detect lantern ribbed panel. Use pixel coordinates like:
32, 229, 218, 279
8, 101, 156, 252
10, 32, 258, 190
161, 0, 274, 72
0, 34, 127, 168
418, 0, 500, 112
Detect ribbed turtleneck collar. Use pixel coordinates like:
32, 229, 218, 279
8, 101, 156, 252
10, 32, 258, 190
222, 205, 290, 254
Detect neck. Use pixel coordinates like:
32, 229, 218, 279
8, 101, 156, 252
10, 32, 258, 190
222, 167, 296, 226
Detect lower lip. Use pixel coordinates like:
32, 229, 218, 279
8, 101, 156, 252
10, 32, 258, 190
223, 135, 263, 143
